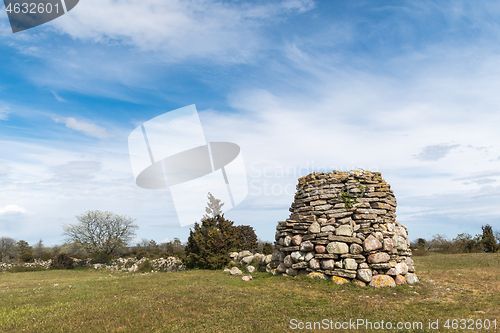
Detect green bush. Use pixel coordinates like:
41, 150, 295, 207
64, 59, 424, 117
19, 252, 34, 263
137, 259, 152, 272
262, 242, 273, 255
90, 252, 113, 265
185, 215, 238, 270
50, 253, 75, 270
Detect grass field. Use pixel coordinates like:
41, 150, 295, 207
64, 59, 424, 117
1, 253, 499, 332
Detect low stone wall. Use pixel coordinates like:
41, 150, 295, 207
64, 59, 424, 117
0, 256, 185, 273
270, 170, 418, 287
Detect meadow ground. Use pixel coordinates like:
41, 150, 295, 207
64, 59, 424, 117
0, 253, 499, 332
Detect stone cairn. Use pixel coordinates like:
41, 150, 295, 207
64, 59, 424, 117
270, 170, 418, 287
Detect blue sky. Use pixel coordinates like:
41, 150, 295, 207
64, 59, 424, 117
1, 0, 500, 247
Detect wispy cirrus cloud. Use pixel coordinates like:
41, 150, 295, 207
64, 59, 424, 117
0, 106, 10, 120
53, 117, 112, 139
52, 0, 315, 63
415, 144, 461, 161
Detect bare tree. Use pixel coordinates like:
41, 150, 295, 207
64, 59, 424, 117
0, 237, 17, 262
33, 239, 45, 260
201, 192, 224, 221
63, 210, 138, 255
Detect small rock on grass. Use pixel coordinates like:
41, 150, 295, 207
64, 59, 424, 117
242, 275, 253, 281
230, 267, 242, 276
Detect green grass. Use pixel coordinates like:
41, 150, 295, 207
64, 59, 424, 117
0, 253, 499, 332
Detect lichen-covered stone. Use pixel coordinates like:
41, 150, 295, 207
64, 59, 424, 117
332, 276, 350, 285
369, 275, 396, 288
327, 242, 349, 254
394, 275, 407, 285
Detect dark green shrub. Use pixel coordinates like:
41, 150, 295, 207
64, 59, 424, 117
50, 253, 74, 270
185, 214, 238, 269
262, 242, 273, 255
19, 252, 34, 263
90, 252, 113, 264
137, 259, 152, 272
41, 253, 53, 261
234, 225, 258, 251
135, 251, 148, 260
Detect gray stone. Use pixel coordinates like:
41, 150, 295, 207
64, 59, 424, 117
290, 251, 304, 262
320, 225, 335, 233
344, 258, 358, 270
405, 273, 419, 284
276, 263, 286, 274
242, 275, 253, 281
367, 252, 390, 264
246, 265, 255, 273
229, 267, 242, 276
350, 243, 363, 254
326, 242, 349, 254
285, 268, 298, 276
284, 236, 292, 247
382, 238, 394, 251
299, 240, 314, 252
241, 250, 252, 257
242, 255, 254, 265
395, 262, 408, 275
357, 269, 373, 283
393, 235, 408, 250
284, 255, 293, 268
335, 225, 353, 237
304, 251, 315, 262
308, 222, 321, 233
309, 258, 320, 270
320, 259, 335, 270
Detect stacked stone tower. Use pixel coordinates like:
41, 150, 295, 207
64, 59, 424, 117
270, 170, 418, 287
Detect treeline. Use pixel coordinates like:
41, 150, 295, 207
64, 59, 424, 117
0, 237, 186, 264
411, 224, 500, 255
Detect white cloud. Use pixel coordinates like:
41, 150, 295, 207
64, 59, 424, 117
51, 91, 66, 102
415, 144, 461, 161
53, 117, 112, 139
0, 106, 9, 120
0, 205, 28, 215
52, 0, 315, 63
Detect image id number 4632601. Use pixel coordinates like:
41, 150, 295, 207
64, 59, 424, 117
6, 2, 61, 14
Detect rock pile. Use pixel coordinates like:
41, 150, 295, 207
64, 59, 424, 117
269, 170, 418, 287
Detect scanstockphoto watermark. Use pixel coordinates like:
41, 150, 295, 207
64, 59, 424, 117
248, 162, 379, 197
3, 0, 80, 33
289, 318, 423, 330
289, 318, 498, 331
